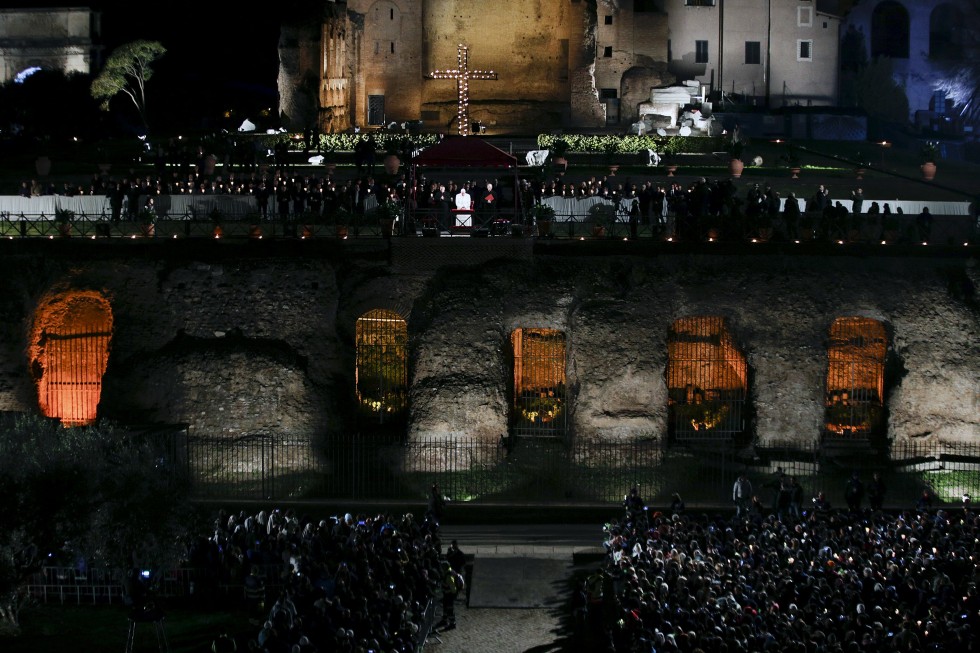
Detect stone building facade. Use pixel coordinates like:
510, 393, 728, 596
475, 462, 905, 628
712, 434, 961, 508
661, 0, 840, 109
0, 7, 101, 84
279, 0, 844, 133
838, 0, 978, 132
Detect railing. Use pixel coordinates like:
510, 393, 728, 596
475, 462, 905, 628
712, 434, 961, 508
0, 214, 390, 240
174, 433, 980, 507
25, 563, 287, 605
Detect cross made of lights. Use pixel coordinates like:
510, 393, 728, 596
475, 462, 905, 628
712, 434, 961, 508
427, 43, 497, 136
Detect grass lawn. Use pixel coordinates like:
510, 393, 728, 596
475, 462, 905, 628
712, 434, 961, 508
2, 601, 253, 653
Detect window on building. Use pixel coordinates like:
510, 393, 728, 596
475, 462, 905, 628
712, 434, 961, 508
666, 317, 748, 443
600, 88, 618, 99
929, 3, 965, 60
603, 46, 613, 58
871, 0, 910, 58
695, 40, 709, 64
634, 0, 657, 11
745, 41, 761, 64
798, 6, 813, 27
511, 329, 567, 438
356, 309, 408, 424
825, 317, 887, 439
604, 15, 613, 25
686, 0, 716, 6
390, 42, 395, 54
31, 291, 113, 427
368, 95, 385, 126
798, 40, 812, 61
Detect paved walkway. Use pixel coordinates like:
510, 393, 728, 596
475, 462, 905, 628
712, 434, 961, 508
426, 525, 600, 653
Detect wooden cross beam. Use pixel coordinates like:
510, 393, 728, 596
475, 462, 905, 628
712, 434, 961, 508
427, 43, 497, 136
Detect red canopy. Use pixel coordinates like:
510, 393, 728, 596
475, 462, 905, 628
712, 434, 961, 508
413, 136, 517, 168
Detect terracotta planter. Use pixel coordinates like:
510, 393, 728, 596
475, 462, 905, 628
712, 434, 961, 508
608, 165, 619, 176
855, 167, 866, 180
536, 220, 552, 237
249, 224, 263, 239
666, 164, 678, 177
790, 167, 801, 179
302, 225, 316, 239
728, 158, 744, 178
212, 225, 224, 238
921, 162, 937, 181
335, 224, 349, 239
592, 224, 606, 238
553, 156, 568, 171
57, 222, 71, 237
140, 223, 155, 238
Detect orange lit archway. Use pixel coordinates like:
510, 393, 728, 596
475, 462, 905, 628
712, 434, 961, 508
355, 309, 408, 423
825, 317, 887, 438
667, 316, 748, 442
511, 328, 567, 438
30, 290, 113, 426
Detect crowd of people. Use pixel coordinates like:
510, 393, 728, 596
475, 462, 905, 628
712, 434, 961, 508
13, 148, 939, 243
182, 505, 465, 653
576, 485, 978, 652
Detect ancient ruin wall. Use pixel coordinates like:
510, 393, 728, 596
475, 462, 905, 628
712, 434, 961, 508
0, 247, 975, 464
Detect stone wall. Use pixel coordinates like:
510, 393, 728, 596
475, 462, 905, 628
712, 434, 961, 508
0, 7, 101, 84
0, 242, 975, 464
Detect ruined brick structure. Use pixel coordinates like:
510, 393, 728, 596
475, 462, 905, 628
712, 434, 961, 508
1, 240, 977, 485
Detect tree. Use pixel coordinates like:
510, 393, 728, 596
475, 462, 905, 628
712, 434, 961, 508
90, 40, 166, 131
844, 57, 909, 125
0, 415, 189, 635
931, 1, 980, 128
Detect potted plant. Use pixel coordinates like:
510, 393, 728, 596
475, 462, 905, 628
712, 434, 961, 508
550, 137, 570, 171
531, 202, 555, 238
54, 207, 74, 237
603, 139, 620, 175
920, 141, 938, 181
854, 151, 869, 179
207, 207, 224, 238
661, 136, 680, 176
138, 206, 156, 238
726, 136, 745, 178
330, 206, 351, 239
375, 198, 401, 238
588, 202, 615, 238
780, 146, 802, 179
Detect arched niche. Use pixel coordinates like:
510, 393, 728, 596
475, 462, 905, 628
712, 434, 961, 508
511, 328, 567, 439
929, 3, 965, 60
871, 1, 910, 59
666, 317, 748, 442
825, 317, 887, 439
355, 308, 408, 424
30, 290, 113, 426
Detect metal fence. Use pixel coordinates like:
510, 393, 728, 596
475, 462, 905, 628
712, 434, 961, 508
175, 433, 980, 508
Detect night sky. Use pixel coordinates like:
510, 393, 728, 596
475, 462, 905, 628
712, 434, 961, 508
2, 1, 284, 129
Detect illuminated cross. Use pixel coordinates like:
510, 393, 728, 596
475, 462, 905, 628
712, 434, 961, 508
427, 43, 497, 136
